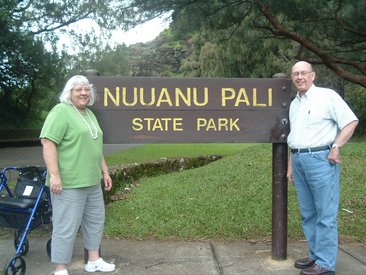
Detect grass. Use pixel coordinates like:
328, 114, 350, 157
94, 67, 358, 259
103, 141, 366, 242
337, 141, 366, 239
1, 141, 365, 242
105, 144, 275, 240
105, 143, 255, 166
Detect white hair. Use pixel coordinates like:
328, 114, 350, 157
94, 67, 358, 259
59, 75, 96, 106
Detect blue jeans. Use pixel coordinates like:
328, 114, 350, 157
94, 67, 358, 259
292, 149, 340, 271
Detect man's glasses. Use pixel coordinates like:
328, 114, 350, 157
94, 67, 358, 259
291, 71, 313, 78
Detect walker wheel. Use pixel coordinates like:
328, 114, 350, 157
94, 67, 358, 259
3, 255, 26, 275
46, 238, 52, 259
14, 230, 29, 256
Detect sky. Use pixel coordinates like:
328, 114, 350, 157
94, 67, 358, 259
111, 17, 171, 46
56, 16, 171, 53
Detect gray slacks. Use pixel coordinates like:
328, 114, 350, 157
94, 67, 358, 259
51, 184, 105, 264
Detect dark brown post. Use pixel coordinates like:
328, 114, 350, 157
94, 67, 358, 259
84, 247, 102, 264
271, 72, 289, 260
83, 69, 100, 76
272, 143, 288, 260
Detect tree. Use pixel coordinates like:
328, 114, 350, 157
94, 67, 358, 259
66, 38, 131, 77
0, 34, 66, 127
0, 1, 66, 127
180, 26, 296, 78
0, 0, 134, 127
128, 0, 366, 88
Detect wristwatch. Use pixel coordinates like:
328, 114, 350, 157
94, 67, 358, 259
332, 144, 339, 149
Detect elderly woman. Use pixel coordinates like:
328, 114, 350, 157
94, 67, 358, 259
40, 75, 115, 275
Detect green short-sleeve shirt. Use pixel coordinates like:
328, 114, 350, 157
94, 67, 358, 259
40, 103, 103, 188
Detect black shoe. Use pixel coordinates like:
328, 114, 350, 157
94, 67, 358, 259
295, 257, 316, 269
300, 264, 335, 275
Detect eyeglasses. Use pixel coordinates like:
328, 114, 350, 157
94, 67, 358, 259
291, 71, 313, 78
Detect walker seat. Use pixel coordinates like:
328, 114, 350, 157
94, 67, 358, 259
0, 165, 52, 275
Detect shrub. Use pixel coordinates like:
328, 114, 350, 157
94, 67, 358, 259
102, 155, 224, 203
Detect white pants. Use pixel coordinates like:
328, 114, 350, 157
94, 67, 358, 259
51, 184, 105, 264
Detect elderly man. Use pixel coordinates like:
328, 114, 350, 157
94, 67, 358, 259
287, 61, 358, 275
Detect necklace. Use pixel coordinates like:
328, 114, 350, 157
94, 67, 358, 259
72, 105, 98, 139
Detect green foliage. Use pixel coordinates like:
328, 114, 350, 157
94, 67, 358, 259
180, 26, 296, 78
168, 10, 202, 41
103, 155, 224, 204
103, 141, 366, 241
157, 29, 189, 50
105, 143, 254, 166
0, 34, 65, 127
344, 85, 366, 135
129, 0, 366, 87
0, 0, 137, 129
67, 42, 131, 77
337, 141, 366, 239
104, 145, 277, 240
2, 142, 364, 241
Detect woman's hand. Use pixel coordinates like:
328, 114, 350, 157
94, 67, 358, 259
50, 174, 63, 194
103, 173, 112, 191
101, 156, 112, 191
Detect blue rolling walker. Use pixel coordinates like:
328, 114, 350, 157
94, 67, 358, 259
0, 166, 52, 275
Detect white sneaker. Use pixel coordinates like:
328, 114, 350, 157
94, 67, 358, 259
54, 270, 69, 275
85, 258, 115, 273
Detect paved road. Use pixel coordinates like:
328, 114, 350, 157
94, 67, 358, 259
0, 142, 142, 179
0, 237, 366, 275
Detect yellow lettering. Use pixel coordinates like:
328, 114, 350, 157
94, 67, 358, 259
222, 88, 235, 106
235, 88, 250, 106
230, 118, 240, 131
144, 118, 154, 131
253, 88, 266, 107
140, 88, 155, 106
133, 118, 180, 131
197, 118, 206, 131
193, 87, 208, 106
152, 119, 163, 131
173, 118, 183, 131
268, 88, 272, 107
132, 118, 143, 131
218, 118, 228, 131
175, 88, 191, 106
104, 87, 120, 106
161, 118, 172, 131
156, 88, 173, 106
122, 87, 138, 106
197, 118, 240, 131
206, 118, 217, 131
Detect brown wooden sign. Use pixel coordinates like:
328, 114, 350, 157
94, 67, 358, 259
87, 74, 291, 260
87, 76, 291, 144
